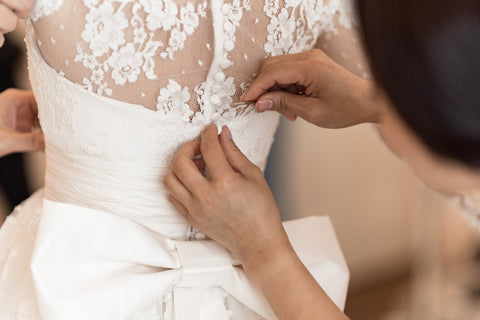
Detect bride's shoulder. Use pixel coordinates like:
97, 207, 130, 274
29, 0, 355, 20
27, 0, 360, 111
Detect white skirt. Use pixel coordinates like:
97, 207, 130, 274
0, 190, 349, 320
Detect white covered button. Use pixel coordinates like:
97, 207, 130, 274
221, 60, 231, 69
195, 232, 207, 240
223, 21, 234, 33
210, 94, 221, 105
224, 40, 234, 52
211, 112, 221, 122
211, 84, 222, 93
214, 71, 225, 82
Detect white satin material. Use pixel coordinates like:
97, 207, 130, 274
22, 18, 350, 319
44, 143, 190, 239
31, 199, 349, 320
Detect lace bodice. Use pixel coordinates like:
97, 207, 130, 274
25, 0, 369, 238
30, 0, 362, 114
1, 2, 364, 319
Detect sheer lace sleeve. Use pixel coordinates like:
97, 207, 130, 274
314, 7, 371, 79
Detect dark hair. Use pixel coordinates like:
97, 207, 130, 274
357, 0, 480, 167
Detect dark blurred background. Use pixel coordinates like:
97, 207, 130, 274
0, 34, 32, 213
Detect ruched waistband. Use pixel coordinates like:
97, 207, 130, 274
44, 143, 190, 238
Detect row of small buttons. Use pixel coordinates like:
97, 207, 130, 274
208, 13, 237, 120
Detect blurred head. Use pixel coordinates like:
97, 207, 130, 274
357, 0, 480, 170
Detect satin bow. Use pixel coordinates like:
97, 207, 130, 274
31, 200, 348, 320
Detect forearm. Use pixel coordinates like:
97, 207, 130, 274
242, 237, 349, 320
366, 85, 478, 194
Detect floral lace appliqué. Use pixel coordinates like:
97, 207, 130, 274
74, 0, 207, 96
221, 0, 251, 66
157, 80, 193, 122
30, 0, 64, 21
264, 0, 354, 56
155, 0, 251, 124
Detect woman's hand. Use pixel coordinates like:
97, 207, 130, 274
0, 0, 34, 46
165, 124, 349, 320
0, 89, 44, 157
242, 49, 389, 128
164, 124, 291, 268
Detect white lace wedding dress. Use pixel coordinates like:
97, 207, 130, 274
0, 0, 366, 319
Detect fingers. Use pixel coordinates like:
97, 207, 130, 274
0, 0, 35, 48
256, 91, 319, 123
12, 90, 39, 131
0, 4, 18, 34
163, 172, 192, 206
280, 112, 298, 122
0, 130, 44, 157
167, 194, 193, 222
0, 89, 39, 130
171, 141, 206, 192
16, 90, 38, 115
242, 51, 316, 102
0, 0, 35, 19
193, 158, 205, 171
200, 124, 233, 179
219, 126, 257, 177
243, 62, 309, 103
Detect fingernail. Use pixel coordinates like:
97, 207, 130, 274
240, 92, 246, 101
216, 124, 222, 135
281, 113, 297, 121
256, 99, 273, 112
203, 123, 216, 133
223, 126, 232, 140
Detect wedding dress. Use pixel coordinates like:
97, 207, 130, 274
0, 0, 367, 319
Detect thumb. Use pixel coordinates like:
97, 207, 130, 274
255, 91, 319, 123
0, 130, 45, 157
219, 126, 256, 176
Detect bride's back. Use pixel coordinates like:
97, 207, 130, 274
0, 3, 362, 318
31, 0, 357, 111
26, 0, 365, 237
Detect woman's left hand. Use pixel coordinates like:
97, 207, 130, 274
164, 124, 291, 269
165, 125, 349, 320
0, 89, 44, 157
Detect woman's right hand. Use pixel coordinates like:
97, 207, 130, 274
164, 124, 290, 268
0, 0, 35, 47
242, 49, 389, 128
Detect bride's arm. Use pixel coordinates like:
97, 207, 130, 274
164, 124, 349, 320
